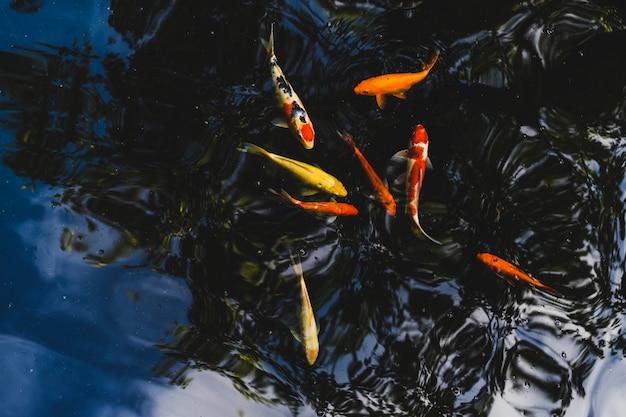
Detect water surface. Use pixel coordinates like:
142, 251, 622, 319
1, 0, 626, 416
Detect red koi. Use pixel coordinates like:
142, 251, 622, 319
272, 189, 358, 216
405, 124, 440, 244
476, 252, 561, 296
337, 131, 396, 216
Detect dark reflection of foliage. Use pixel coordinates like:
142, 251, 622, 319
3, 0, 626, 416
10, 0, 44, 13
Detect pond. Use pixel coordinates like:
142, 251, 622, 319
1, 0, 626, 416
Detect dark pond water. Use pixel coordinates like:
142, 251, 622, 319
1, 0, 626, 416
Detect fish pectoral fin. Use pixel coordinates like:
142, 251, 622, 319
289, 327, 304, 345
426, 157, 433, 170
392, 91, 407, 99
376, 94, 387, 109
391, 149, 409, 162
393, 172, 407, 186
272, 117, 290, 129
324, 215, 338, 225
299, 188, 320, 197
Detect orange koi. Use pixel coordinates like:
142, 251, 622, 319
262, 23, 315, 149
272, 189, 358, 216
290, 252, 319, 365
337, 131, 396, 216
405, 124, 440, 244
476, 252, 561, 296
354, 50, 439, 109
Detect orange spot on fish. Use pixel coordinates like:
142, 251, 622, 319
301, 123, 314, 144
282, 102, 293, 119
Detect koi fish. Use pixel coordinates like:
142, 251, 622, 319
240, 142, 347, 197
272, 189, 358, 216
290, 252, 319, 365
262, 23, 315, 149
354, 50, 439, 109
476, 252, 561, 296
337, 131, 396, 216
405, 124, 440, 244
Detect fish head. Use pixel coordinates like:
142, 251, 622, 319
411, 124, 428, 146
353, 80, 373, 96
476, 253, 493, 264
298, 123, 315, 149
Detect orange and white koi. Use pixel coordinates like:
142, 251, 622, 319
337, 131, 396, 216
404, 124, 440, 244
476, 252, 561, 296
272, 189, 358, 216
354, 50, 439, 109
262, 23, 315, 149
290, 252, 319, 365
240, 142, 347, 197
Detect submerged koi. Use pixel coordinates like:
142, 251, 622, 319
272, 189, 358, 216
476, 252, 561, 296
240, 142, 347, 197
405, 124, 440, 244
262, 23, 315, 149
337, 131, 396, 216
290, 252, 319, 365
354, 50, 439, 109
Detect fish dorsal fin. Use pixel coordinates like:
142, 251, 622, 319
391, 149, 409, 162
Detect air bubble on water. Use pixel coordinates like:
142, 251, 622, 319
561, 352, 567, 358
452, 386, 462, 397
298, 247, 308, 257
62, 295, 67, 300
524, 381, 530, 388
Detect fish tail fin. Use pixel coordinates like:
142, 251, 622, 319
268, 187, 285, 200
278, 189, 298, 204
280, 190, 295, 202
261, 22, 275, 56
542, 284, 563, 297
336, 130, 357, 149
289, 250, 304, 277
240, 142, 269, 157
411, 214, 441, 245
423, 50, 440, 72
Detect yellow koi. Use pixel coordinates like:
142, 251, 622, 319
241, 142, 347, 197
290, 252, 319, 365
